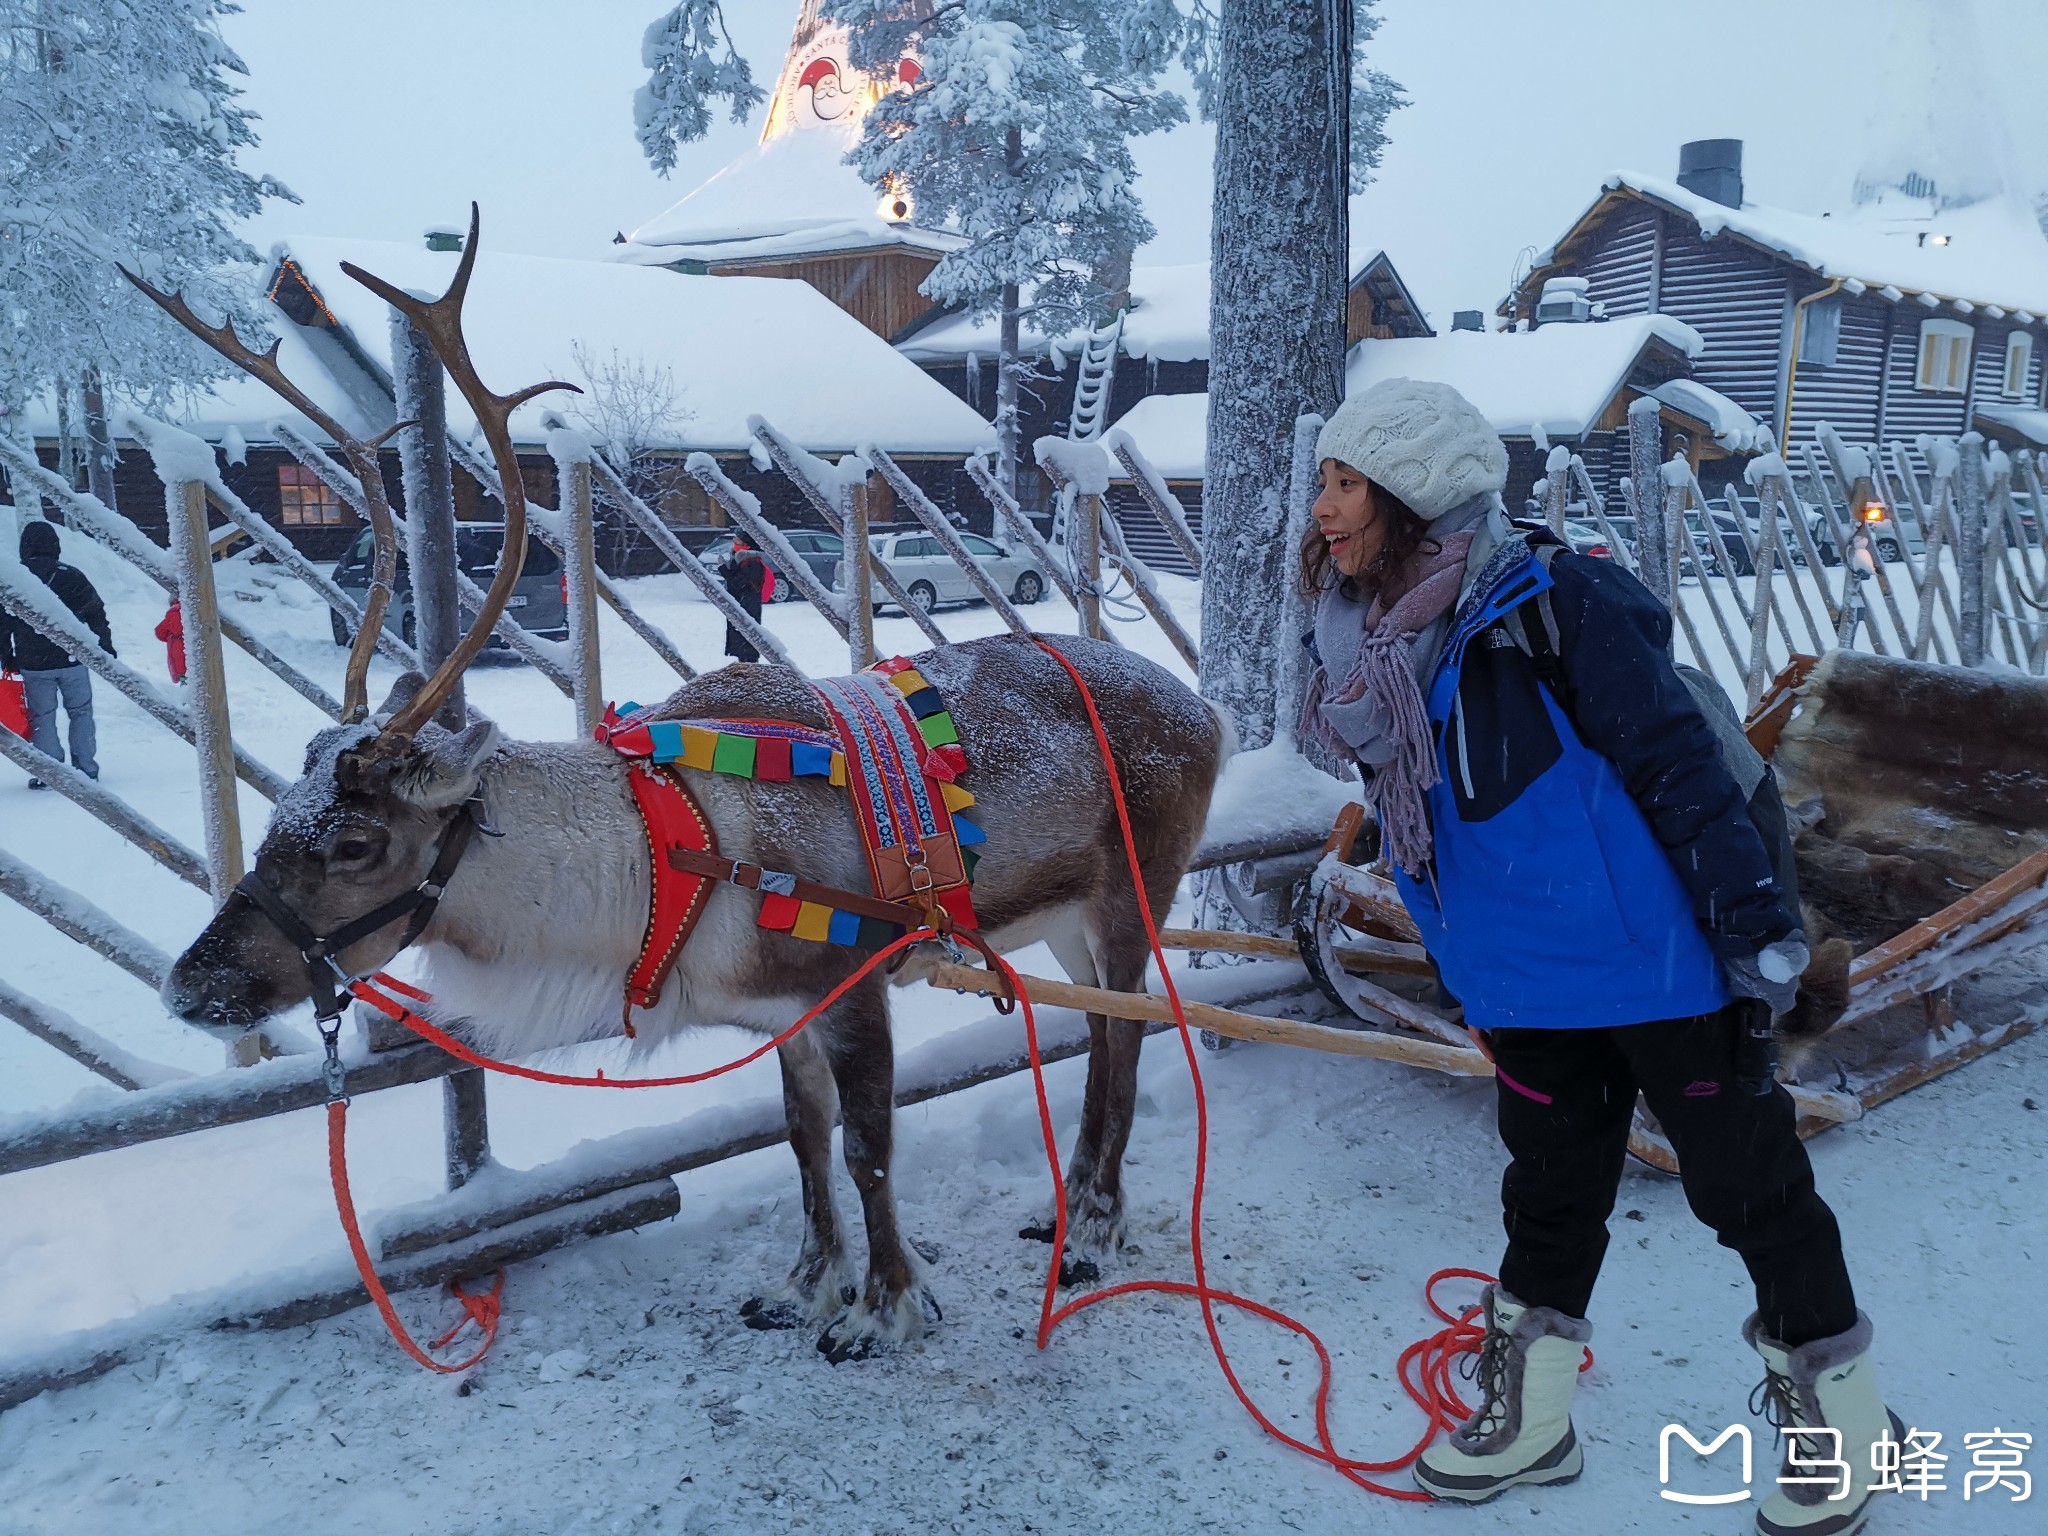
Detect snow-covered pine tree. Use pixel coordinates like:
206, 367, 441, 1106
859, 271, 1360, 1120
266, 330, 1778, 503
634, 1, 767, 174
827, 1, 1185, 499
1191, 0, 1402, 746
0, 0, 292, 511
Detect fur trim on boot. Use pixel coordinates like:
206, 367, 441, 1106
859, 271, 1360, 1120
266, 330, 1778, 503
1746, 1312, 1905, 1536
1414, 1286, 1591, 1503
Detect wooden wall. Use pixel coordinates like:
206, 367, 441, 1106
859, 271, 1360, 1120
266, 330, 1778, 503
708, 247, 943, 340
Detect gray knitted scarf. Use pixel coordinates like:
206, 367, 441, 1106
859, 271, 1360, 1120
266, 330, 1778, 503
1305, 530, 1476, 874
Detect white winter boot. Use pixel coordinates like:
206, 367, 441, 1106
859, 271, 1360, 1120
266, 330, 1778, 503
1413, 1286, 1590, 1503
1747, 1312, 1905, 1536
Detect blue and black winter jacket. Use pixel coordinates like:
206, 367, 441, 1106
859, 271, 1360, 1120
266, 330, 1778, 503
1391, 538, 1795, 1031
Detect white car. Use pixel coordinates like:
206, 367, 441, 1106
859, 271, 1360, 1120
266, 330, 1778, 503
836, 530, 1049, 614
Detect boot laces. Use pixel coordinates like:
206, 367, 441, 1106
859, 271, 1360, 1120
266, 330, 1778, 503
1749, 1364, 1802, 1433
1459, 1319, 1513, 1436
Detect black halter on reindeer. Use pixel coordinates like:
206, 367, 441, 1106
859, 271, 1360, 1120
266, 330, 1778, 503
140, 210, 1231, 1360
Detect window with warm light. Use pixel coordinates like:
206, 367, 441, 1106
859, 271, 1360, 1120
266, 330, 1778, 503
1915, 317, 1974, 394
2003, 330, 2033, 400
277, 461, 343, 526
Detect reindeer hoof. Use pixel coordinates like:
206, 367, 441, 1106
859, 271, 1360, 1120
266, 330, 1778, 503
1058, 1252, 1101, 1288
1018, 1219, 1059, 1244
817, 1327, 881, 1365
739, 1296, 804, 1332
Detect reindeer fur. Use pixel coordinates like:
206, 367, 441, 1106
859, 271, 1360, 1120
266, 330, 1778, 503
165, 635, 1228, 1358
1778, 650, 2048, 1038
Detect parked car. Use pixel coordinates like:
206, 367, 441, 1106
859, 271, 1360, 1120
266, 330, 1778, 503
1682, 510, 1755, 578
701, 528, 843, 598
837, 530, 1049, 614
1560, 518, 1613, 560
329, 523, 566, 649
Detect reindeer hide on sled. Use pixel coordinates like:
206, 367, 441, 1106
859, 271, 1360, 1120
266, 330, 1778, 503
1777, 650, 2048, 1036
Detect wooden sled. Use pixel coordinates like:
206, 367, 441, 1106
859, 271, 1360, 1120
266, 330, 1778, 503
928, 658, 2046, 1175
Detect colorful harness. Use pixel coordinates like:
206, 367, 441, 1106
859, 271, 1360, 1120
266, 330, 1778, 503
594, 658, 984, 1028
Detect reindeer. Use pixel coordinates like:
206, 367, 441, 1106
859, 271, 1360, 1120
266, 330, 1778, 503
142, 215, 1231, 1360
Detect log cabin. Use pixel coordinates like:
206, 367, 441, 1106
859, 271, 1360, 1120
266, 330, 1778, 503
1509, 140, 2048, 483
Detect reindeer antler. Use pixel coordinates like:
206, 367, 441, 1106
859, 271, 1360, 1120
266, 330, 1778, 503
120, 267, 407, 725
341, 204, 579, 739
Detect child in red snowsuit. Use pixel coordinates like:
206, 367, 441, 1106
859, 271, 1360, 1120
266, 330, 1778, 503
155, 600, 187, 684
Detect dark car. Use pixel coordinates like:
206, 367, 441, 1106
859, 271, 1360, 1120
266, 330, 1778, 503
330, 524, 566, 649
701, 528, 843, 598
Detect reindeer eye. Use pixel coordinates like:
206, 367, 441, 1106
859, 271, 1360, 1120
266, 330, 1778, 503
333, 837, 375, 864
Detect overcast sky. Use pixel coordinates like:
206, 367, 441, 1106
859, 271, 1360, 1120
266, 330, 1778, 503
221, 0, 2048, 322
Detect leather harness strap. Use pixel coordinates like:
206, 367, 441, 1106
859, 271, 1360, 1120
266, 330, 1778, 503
664, 843, 940, 932
620, 763, 718, 1026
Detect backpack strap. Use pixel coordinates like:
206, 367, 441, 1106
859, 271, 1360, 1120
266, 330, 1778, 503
1501, 542, 1571, 704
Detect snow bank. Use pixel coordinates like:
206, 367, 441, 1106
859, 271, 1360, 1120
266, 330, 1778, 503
1201, 739, 1358, 851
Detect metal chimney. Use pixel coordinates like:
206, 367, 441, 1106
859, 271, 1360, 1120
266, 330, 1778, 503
1677, 140, 1744, 209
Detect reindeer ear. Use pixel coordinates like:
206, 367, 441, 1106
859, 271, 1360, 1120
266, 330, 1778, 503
394, 720, 501, 811
372, 671, 429, 724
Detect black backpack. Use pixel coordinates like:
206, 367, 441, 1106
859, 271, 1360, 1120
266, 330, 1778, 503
1498, 542, 1801, 910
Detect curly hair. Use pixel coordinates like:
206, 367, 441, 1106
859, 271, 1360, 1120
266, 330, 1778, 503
1296, 480, 1441, 603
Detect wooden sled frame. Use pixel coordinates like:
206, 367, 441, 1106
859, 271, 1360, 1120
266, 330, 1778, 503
927, 657, 2046, 1173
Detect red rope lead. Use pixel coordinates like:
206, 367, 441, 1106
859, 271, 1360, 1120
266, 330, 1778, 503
327, 1100, 501, 1373
328, 641, 1558, 1501
1024, 638, 1516, 1499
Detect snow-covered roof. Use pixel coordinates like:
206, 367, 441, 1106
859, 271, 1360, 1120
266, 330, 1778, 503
24, 239, 995, 458
1102, 392, 1208, 480
897, 250, 1419, 366
1345, 314, 1704, 441
1105, 314, 1707, 480
1541, 174, 2048, 319
613, 130, 962, 267
1976, 402, 2048, 448
1644, 378, 1768, 453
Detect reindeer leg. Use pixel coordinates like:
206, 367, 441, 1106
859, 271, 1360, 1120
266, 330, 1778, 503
1014, 913, 1115, 1286
814, 984, 939, 1364
1063, 904, 1151, 1267
741, 1034, 854, 1331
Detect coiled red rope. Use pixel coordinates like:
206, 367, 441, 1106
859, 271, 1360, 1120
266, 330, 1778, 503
322, 639, 1562, 1496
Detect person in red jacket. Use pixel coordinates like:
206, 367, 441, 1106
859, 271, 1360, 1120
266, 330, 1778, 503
155, 600, 187, 685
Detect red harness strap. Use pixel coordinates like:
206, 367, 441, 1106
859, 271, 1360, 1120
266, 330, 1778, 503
621, 762, 717, 1028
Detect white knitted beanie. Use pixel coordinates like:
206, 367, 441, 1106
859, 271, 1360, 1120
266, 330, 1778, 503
1315, 378, 1508, 522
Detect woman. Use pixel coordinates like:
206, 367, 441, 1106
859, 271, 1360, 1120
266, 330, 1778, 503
1302, 379, 1897, 1533
720, 535, 772, 664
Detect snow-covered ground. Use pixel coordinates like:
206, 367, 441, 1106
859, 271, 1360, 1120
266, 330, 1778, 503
1, 523, 2042, 1534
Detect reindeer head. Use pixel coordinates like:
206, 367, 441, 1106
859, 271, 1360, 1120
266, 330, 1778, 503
162, 678, 501, 1031
129, 207, 574, 1035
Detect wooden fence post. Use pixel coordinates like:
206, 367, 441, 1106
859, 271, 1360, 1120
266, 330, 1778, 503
1627, 397, 1669, 603
167, 480, 243, 903
847, 474, 876, 670
1541, 443, 1570, 536
391, 314, 465, 730
1956, 432, 1989, 668
1074, 490, 1104, 640
562, 457, 603, 736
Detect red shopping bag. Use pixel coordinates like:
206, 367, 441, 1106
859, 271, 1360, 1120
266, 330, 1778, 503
0, 671, 27, 739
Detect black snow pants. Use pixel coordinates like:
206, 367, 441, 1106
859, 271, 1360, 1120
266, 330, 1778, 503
1487, 1005, 1858, 1348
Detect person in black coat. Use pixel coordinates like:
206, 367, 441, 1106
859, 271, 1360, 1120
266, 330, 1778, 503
719, 535, 770, 664
3, 520, 112, 784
